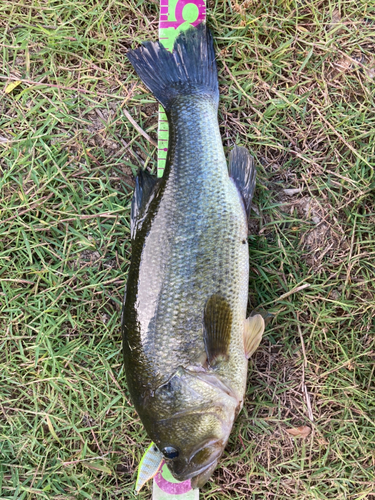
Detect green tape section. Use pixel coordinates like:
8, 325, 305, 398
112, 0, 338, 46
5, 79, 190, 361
157, 0, 206, 177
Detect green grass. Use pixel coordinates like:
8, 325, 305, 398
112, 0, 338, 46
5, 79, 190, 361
0, 0, 374, 499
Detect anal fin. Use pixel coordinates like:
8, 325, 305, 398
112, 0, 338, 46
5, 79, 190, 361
228, 145, 256, 222
244, 314, 265, 359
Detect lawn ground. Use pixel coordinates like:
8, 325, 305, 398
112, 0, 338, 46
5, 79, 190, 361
0, 0, 374, 499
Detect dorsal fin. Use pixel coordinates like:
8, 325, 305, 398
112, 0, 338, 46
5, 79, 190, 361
228, 145, 256, 223
131, 169, 159, 239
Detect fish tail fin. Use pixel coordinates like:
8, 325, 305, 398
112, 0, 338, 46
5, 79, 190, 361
127, 24, 219, 111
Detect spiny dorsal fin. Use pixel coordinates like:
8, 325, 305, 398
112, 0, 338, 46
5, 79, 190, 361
228, 145, 256, 222
131, 169, 159, 239
203, 294, 232, 366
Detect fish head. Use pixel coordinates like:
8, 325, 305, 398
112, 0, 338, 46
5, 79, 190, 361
143, 367, 240, 487
155, 407, 231, 486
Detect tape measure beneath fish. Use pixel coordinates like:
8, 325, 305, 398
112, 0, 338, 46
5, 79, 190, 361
157, 0, 207, 177
136, 442, 199, 498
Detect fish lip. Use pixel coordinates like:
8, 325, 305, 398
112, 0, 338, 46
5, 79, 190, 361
172, 458, 219, 482
171, 439, 223, 481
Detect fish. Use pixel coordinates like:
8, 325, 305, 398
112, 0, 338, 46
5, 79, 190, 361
122, 23, 265, 489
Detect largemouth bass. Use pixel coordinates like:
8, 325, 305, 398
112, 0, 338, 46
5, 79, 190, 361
123, 24, 265, 488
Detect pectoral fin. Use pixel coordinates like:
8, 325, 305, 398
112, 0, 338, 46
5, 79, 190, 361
244, 314, 265, 359
203, 294, 232, 366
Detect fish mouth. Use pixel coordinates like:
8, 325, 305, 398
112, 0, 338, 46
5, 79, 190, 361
190, 459, 219, 488
170, 438, 224, 482
172, 458, 219, 483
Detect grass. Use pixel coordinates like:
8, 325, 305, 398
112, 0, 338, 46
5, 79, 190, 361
0, 0, 374, 498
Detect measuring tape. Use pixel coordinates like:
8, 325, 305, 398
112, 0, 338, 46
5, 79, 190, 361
157, 0, 207, 177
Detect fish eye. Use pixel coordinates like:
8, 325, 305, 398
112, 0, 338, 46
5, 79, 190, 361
162, 446, 179, 460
